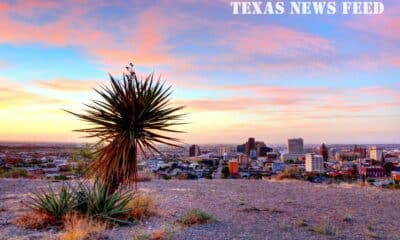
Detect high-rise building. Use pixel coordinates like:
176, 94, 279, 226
305, 154, 324, 173
245, 137, 256, 156
249, 149, 257, 160
319, 143, 328, 161
237, 144, 245, 153
353, 145, 367, 158
328, 148, 337, 160
369, 146, 383, 161
288, 138, 304, 154
189, 144, 201, 157
218, 146, 228, 157
259, 146, 273, 157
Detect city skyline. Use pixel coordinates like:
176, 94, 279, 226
0, 0, 399, 144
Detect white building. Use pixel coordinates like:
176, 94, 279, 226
305, 154, 324, 173
288, 138, 304, 154
217, 146, 227, 157
369, 146, 383, 161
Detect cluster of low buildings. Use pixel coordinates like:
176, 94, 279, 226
1, 140, 400, 184
145, 153, 219, 179
223, 138, 400, 183
0, 144, 85, 179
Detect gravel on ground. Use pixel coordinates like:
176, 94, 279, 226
1, 178, 399, 240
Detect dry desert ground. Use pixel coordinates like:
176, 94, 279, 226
1, 178, 400, 240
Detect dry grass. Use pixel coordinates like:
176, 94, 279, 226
127, 193, 156, 220
342, 208, 354, 222
0, 168, 28, 178
311, 218, 338, 236
295, 217, 308, 227
177, 208, 215, 226
15, 211, 55, 229
134, 227, 176, 240
60, 213, 109, 240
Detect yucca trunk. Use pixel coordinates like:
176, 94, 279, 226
103, 143, 138, 194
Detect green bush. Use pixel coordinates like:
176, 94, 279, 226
221, 166, 229, 178
75, 182, 132, 224
55, 175, 67, 181
0, 168, 28, 178
177, 208, 215, 226
162, 174, 171, 180
26, 184, 76, 220
387, 184, 400, 190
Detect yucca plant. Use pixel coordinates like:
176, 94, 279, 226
66, 63, 185, 192
76, 181, 132, 224
26, 184, 76, 220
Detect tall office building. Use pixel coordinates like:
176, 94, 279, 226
245, 137, 256, 156
369, 146, 383, 161
189, 144, 201, 157
305, 154, 324, 173
237, 144, 245, 153
288, 138, 304, 154
319, 143, 328, 161
218, 146, 227, 157
353, 145, 367, 158
259, 146, 273, 157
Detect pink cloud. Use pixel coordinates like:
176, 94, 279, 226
231, 25, 335, 58
358, 86, 398, 96
346, 6, 400, 41
0, 3, 111, 48
175, 97, 303, 111
35, 79, 101, 92
0, 87, 66, 108
314, 99, 399, 113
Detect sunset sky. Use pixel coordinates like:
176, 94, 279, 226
0, 0, 399, 144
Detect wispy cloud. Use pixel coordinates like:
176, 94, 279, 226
35, 79, 100, 92
0, 87, 66, 108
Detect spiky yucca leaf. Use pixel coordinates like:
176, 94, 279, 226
66, 63, 185, 189
76, 182, 133, 224
26, 184, 76, 219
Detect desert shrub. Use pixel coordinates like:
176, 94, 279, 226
311, 218, 337, 236
342, 208, 353, 222
295, 217, 308, 227
221, 166, 229, 178
26, 184, 76, 220
276, 167, 302, 180
203, 173, 212, 179
367, 178, 376, 183
162, 174, 171, 180
55, 175, 68, 181
61, 213, 109, 240
0, 168, 28, 178
387, 183, 400, 190
75, 182, 132, 224
177, 208, 215, 226
72, 162, 89, 177
126, 193, 156, 220
15, 211, 55, 229
134, 227, 175, 240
